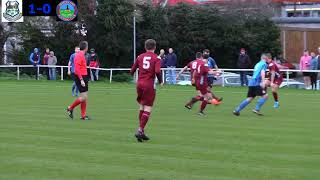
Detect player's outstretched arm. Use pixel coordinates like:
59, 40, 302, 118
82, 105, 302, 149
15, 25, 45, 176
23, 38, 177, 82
176, 66, 188, 79
68, 60, 72, 75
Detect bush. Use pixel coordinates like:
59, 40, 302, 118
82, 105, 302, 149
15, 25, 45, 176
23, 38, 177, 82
112, 73, 132, 82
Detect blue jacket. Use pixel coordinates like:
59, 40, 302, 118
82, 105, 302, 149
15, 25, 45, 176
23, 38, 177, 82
310, 57, 318, 70
29, 52, 41, 65
207, 57, 217, 77
164, 53, 177, 67
69, 53, 76, 73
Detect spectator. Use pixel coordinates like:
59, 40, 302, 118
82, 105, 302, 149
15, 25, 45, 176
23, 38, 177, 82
318, 46, 320, 67
237, 48, 251, 86
43, 48, 50, 80
68, 46, 80, 96
310, 52, 318, 90
159, 49, 166, 68
48, 51, 57, 80
85, 51, 91, 77
89, 48, 100, 81
29, 48, 41, 80
164, 48, 177, 84
300, 50, 312, 90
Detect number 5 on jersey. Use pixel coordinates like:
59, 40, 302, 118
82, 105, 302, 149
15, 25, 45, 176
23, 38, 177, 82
143, 57, 151, 69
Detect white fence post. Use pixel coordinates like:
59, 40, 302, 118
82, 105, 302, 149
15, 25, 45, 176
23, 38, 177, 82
109, 69, 113, 83
221, 70, 225, 87
60, 66, 63, 80
17, 66, 20, 80
286, 70, 290, 88
37, 65, 40, 80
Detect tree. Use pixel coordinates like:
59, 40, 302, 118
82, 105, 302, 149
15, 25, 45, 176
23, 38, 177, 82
13, 0, 281, 68
0, 23, 14, 64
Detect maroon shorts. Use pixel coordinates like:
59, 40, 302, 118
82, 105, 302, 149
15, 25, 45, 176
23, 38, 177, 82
196, 85, 208, 95
136, 85, 156, 106
273, 78, 283, 86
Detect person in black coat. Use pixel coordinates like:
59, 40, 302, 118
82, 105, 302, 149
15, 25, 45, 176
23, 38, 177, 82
237, 48, 251, 86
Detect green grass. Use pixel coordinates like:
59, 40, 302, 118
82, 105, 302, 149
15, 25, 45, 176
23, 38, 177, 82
0, 80, 319, 180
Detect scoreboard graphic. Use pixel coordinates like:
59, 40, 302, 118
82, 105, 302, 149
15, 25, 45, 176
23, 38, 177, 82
1, 0, 78, 22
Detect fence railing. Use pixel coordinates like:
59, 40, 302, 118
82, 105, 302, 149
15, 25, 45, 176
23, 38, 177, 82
0, 65, 319, 88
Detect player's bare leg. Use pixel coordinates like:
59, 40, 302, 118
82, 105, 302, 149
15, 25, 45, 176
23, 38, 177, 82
207, 87, 223, 102
271, 84, 280, 108
135, 105, 152, 142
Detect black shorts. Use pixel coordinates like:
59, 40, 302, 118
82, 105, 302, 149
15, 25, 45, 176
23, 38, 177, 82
207, 77, 216, 87
303, 72, 311, 77
75, 75, 89, 93
247, 86, 266, 98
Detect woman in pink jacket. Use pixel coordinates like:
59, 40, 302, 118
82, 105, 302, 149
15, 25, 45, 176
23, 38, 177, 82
300, 50, 312, 89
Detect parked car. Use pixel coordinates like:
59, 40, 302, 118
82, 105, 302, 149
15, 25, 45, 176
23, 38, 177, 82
213, 72, 252, 87
175, 73, 192, 86
279, 79, 305, 89
277, 59, 297, 78
175, 72, 252, 87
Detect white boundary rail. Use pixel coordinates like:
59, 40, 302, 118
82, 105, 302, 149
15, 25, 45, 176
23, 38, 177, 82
0, 65, 319, 87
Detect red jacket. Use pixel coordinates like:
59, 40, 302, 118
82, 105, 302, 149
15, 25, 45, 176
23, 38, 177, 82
75, 51, 88, 79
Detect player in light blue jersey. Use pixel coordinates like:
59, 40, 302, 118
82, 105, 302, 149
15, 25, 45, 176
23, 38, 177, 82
233, 53, 269, 116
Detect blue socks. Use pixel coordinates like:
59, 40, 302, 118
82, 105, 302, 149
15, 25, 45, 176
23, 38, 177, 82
255, 98, 267, 111
235, 99, 250, 112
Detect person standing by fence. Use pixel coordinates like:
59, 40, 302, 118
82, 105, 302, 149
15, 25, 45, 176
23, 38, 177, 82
68, 46, 80, 96
43, 48, 50, 80
164, 48, 177, 84
237, 48, 251, 86
310, 52, 318, 90
159, 49, 166, 68
89, 48, 100, 81
48, 51, 57, 80
29, 48, 41, 80
300, 50, 312, 90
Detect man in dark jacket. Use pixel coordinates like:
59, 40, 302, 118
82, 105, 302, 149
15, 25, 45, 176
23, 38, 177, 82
89, 48, 100, 81
164, 48, 177, 84
237, 48, 251, 86
29, 48, 41, 80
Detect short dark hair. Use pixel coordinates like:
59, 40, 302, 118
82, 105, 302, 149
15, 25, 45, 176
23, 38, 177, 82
203, 49, 210, 53
79, 41, 88, 50
145, 39, 156, 50
265, 53, 272, 59
203, 54, 209, 59
195, 52, 202, 59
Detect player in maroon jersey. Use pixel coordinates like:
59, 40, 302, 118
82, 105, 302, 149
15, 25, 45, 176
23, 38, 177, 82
194, 54, 218, 115
130, 39, 163, 142
176, 52, 206, 108
265, 53, 284, 109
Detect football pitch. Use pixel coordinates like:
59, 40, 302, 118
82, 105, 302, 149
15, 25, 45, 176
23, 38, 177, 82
0, 80, 319, 180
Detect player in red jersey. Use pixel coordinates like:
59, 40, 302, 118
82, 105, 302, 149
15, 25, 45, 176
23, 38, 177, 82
176, 52, 206, 109
265, 53, 284, 109
194, 54, 218, 115
130, 39, 163, 142
66, 41, 90, 120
